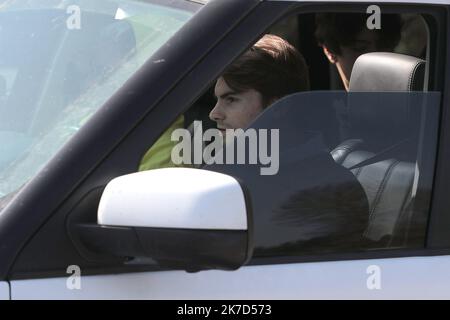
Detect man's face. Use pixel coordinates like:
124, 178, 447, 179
209, 77, 265, 134
338, 29, 379, 81
324, 29, 379, 90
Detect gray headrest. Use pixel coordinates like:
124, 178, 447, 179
349, 52, 426, 92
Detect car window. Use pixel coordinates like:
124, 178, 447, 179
137, 7, 443, 258
206, 91, 440, 255
139, 90, 441, 256
0, 0, 200, 199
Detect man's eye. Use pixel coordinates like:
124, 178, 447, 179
226, 97, 237, 104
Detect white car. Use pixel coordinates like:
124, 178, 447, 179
0, 0, 449, 299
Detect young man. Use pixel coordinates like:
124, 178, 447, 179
315, 13, 403, 91
209, 34, 310, 133
139, 34, 308, 171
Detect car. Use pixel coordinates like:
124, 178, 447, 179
0, 0, 449, 299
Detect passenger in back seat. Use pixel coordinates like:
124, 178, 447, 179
315, 12, 403, 91
314, 13, 403, 144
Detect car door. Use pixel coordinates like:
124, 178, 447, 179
1, 0, 450, 299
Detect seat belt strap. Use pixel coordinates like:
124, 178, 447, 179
348, 138, 410, 170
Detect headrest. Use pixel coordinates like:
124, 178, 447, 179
349, 52, 426, 92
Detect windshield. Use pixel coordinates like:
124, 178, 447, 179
0, 0, 200, 200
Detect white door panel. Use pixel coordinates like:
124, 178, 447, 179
10, 255, 450, 299
0, 282, 10, 300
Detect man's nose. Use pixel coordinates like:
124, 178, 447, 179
209, 102, 224, 122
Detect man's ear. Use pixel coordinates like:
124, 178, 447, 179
322, 46, 338, 64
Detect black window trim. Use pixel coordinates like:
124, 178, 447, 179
425, 4, 450, 249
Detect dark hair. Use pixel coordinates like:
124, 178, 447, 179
315, 13, 403, 55
222, 34, 310, 107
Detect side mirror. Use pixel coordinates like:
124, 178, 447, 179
78, 168, 253, 272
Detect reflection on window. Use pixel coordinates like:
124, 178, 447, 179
0, 0, 198, 198
205, 91, 441, 256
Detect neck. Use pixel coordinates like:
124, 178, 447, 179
335, 63, 350, 91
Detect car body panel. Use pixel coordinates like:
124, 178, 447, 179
0, 282, 10, 300
9, 255, 450, 299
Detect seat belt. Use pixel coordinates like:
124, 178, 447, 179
347, 138, 410, 171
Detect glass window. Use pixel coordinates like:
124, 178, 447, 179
204, 91, 440, 256
0, 0, 200, 199
136, 8, 441, 258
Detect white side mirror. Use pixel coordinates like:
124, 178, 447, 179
80, 168, 253, 271
98, 168, 248, 231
